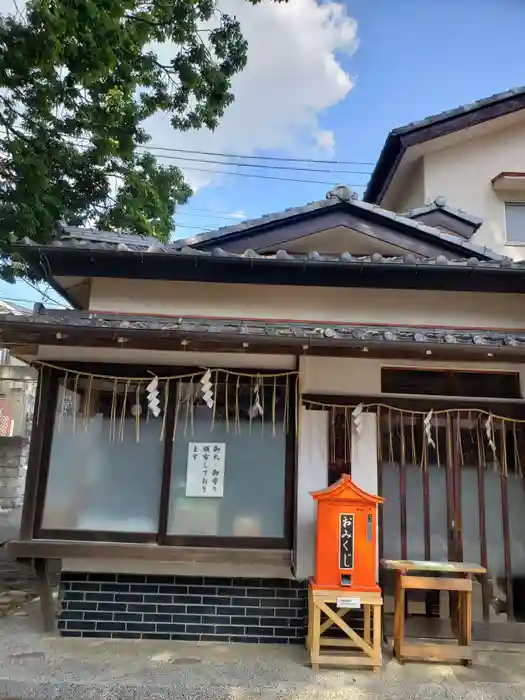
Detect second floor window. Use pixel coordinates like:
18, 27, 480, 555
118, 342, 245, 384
505, 202, 525, 245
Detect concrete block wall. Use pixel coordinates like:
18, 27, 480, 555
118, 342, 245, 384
0, 437, 28, 509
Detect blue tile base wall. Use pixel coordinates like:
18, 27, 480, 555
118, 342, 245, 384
58, 572, 308, 644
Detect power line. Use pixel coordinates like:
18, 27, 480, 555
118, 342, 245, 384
77, 136, 376, 170
23, 280, 68, 308
164, 163, 365, 187
134, 149, 371, 175
139, 143, 376, 167
174, 223, 212, 231
176, 211, 245, 222
74, 137, 369, 186
0, 295, 64, 307
180, 206, 247, 218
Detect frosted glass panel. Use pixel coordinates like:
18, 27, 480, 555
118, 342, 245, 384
381, 464, 401, 560
406, 468, 425, 560
168, 408, 286, 538
42, 380, 164, 532
428, 466, 448, 561
509, 473, 525, 578
460, 468, 481, 565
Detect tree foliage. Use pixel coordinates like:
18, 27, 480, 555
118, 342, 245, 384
0, 0, 282, 280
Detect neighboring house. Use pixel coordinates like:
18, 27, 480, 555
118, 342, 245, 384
3, 192, 525, 644
0, 301, 37, 509
364, 86, 525, 259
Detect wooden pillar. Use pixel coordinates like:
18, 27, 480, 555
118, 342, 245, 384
20, 367, 57, 540
34, 558, 56, 633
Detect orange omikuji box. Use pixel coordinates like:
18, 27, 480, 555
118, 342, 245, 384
310, 475, 385, 593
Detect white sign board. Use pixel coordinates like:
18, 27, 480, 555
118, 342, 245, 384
336, 597, 361, 609
186, 442, 226, 497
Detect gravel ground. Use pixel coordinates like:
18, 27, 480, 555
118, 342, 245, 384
0, 600, 524, 699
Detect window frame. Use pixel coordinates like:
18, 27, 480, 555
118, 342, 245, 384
33, 363, 296, 550
504, 202, 525, 246
381, 367, 521, 400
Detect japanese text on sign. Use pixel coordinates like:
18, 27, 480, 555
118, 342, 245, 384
339, 513, 354, 570
186, 442, 226, 498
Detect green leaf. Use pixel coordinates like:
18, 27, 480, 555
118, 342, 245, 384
0, 0, 287, 279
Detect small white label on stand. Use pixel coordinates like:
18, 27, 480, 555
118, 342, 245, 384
336, 597, 361, 609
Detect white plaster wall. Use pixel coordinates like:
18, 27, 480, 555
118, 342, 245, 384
351, 413, 378, 497
351, 413, 379, 580
300, 356, 525, 399
294, 408, 328, 580
36, 345, 295, 370
294, 380, 381, 580
422, 118, 525, 259
394, 161, 426, 213
89, 279, 525, 330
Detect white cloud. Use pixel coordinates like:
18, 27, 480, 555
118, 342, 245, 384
315, 129, 336, 155
147, 0, 358, 190
230, 210, 246, 220
0, 0, 358, 193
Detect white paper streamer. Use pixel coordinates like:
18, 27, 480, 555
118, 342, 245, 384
248, 380, 264, 418
424, 409, 436, 449
199, 368, 214, 409
485, 413, 497, 458
146, 376, 161, 417
352, 403, 364, 435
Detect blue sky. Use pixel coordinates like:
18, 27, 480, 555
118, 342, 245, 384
4, 0, 525, 308
179, 0, 525, 231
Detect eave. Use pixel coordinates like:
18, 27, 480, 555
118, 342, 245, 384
492, 172, 525, 192
13, 245, 525, 294
4, 308, 525, 363
365, 87, 525, 204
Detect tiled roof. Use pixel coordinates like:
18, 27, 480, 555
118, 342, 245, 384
17, 233, 523, 270
390, 86, 525, 137
2, 308, 525, 350
404, 197, 483, 228
364, 86, 525, 204
0, 300, 32, 315
47, 187, 504, 261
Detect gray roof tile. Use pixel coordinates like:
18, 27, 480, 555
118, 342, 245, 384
404, 197, 483, 228
170, 186, 503, 261
2, 308, 525, 350
17, 232, 525, 270
390, 86, 525, 136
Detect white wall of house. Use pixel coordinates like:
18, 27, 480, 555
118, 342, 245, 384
88, 278, 525, 330
383, 116, 525, 260
394, 160, 426, 213
423, 119, 525, 258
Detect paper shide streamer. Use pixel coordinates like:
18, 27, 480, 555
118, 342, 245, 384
303, 399, 521, 476
46, 362, 297, 445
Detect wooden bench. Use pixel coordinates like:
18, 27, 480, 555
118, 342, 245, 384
382, 559, 486, 665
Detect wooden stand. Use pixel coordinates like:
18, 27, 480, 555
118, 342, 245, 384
383, 559, 486, 666
307, 583, 383, 671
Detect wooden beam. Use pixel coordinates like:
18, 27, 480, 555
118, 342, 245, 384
399, 642, 473, 662
400, 575, 472, 592
8, 539, 292, 565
